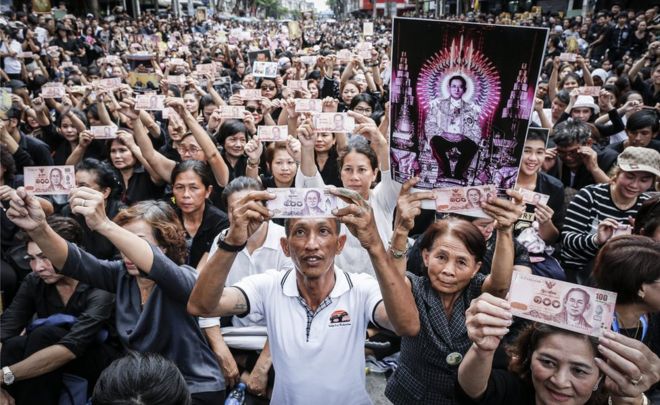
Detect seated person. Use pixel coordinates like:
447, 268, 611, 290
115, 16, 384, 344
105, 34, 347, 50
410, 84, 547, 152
607, 109, 660, 154
545, 119, 618, 190
0, 216, 120, 405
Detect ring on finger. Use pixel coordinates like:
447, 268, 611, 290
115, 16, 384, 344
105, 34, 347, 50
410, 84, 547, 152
630, 375, 643, 386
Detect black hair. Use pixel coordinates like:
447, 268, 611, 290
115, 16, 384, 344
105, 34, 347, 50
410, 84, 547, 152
553, 119, 592, 146
349, 93, 377, 113
555, 89, 570, 105
220, 176, 263, 210
75, 158, 120, 197
626, 110, 659, 133
448, 75, 467, 89
339, 137, 378, 172
633, 195, 660, 237
171, 160, 214, 188
526, 128, 548, 145
55, 108, 89, 129
91, 351, 191, 405
216, 119, 248, 146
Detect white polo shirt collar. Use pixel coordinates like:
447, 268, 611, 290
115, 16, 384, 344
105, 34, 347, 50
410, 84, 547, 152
281, 266, 352, 298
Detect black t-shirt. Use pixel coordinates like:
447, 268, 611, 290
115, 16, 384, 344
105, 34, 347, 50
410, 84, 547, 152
113, 166, 165, 207
455, 369, 535, 405
317, 148, 342, 188
178, 202, 229, 268
513, 172, 565, 239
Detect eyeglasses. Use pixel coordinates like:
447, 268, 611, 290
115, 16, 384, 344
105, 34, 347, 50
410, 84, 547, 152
176, 145, 202, 155
261, 85, 276, 91
556, 148, 580, 158
353, 107, 372, 114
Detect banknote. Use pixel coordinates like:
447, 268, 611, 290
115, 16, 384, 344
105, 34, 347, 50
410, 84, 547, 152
258, 125, 288, 142
240, 89, 262, 100
17, 52, 33, 58
98, 78, 122, 90
219, 105, 246, 119
612, 224, 632, 237
61, 61, 74, 68
266, 188, 338, 218
135, 95, 165, 110
0, 88, 12, 111
363, 22, 374, 36
167, 75, 187, 86
337, 49, 353, 63
287, 80, 308, 91
509, 272, 617, 337
300, 55, 318, 66
41, 84, 66, 99
313, 113, 355, 133
196, 63, 216, 75
91, 125, 118, 139
434, 185, 498, 219
578, 86, 601, 97
252, 61, 278, 78
519, 189, 550, 206
24, 166, 76, 196
559, 52, 577, 62
294, 98, 322, 113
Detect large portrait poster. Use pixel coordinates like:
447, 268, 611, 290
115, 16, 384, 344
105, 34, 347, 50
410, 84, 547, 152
389, 18, 548, 192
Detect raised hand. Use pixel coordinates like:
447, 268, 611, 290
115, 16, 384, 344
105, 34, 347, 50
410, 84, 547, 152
480, 189, 525, 232
6, 187, 48, 232
225, 190, 275, 246
329, 187, 380, 251
465, 293, 513, 352
69, 187, 110, 232
394, 177, 435, 233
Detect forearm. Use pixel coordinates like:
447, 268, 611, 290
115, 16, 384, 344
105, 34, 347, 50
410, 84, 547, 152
188, 248, 239, 316
300, 145, 318, 177
8, 344, 76, 381
548, 67, 558, 100
482, 230, 514, 298
65, 110, 87, 133
253, 339, 272, 375
589, 166, 610, 184
95, 219, 154, 273
26, 223, 69, 269
369, 240, 419, 336
65, 145, 87, 166
458, 344, 496, 400
538, 221, 559, 243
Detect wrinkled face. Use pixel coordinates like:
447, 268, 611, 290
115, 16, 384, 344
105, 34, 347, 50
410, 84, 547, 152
627, 126, 655, 147
27, 241, 63, 284
110, 140, 137, 170
340, 151, 377, 199
521, 139, 546, 176
281, 218, 345, 280
341, 83, 359, 104
121, 220, 159, 276
315, 132, 335, 153
467, 189, 481, 204
422, 233, 481, 295
173, 170, 210, 214
223, 132, 246, 159
269, 149, 296, 185
530, 334, 600, 405
59, 116, 79, 143
449, 78, 466, 100
614, 171, 655, 199
177, 136, 205, 161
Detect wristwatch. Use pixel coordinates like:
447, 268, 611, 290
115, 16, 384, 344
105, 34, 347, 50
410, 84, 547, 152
216, 230, 247, 252
2, 366, 15, 385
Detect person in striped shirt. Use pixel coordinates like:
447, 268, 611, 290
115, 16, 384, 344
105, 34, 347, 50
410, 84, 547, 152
560, 147, 659, 284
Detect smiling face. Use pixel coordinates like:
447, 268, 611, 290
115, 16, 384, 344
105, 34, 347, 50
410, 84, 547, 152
613, 170, 655, 200
530, 333, 600, 405
422, 233, 481, 295
223, 132, 247, 159
281, 218, 345, 280
521, 139, 546, 176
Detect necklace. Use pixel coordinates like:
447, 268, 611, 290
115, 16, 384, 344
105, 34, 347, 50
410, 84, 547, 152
613, 312, 648, 341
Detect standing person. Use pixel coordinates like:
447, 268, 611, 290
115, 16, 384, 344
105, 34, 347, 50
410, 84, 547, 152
560, 147, 658, 283
0, 216, 120, 405
6, 191, 227, 404
426, 75, 482, 182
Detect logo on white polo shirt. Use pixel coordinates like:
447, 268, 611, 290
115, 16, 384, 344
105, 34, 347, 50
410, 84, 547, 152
329, 309, 351, 327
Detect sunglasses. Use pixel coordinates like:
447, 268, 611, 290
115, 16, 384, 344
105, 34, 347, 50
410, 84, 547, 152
245, 106, 259, 113
261, 85, 276, 91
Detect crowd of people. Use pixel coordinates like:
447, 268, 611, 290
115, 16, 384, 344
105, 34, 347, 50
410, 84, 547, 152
0, 3, 659, 405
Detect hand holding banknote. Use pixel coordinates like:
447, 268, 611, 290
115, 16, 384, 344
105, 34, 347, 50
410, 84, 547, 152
465, 293, 513, 352
225, 190, 275, 246
480, 189, 525, 232
394, 177, 435, 233
329, 187, 382, 251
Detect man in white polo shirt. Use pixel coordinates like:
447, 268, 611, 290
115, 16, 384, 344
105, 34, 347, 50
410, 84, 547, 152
188, 189, 395, 404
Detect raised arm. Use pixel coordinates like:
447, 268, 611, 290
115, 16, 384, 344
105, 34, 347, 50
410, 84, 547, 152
331, 186, 420, 336
480, 190, 525, 298
243, 137, 263, 181
188, 190, 275, 317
